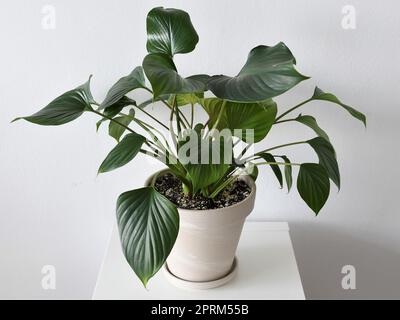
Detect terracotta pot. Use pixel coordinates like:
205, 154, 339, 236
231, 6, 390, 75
146, 169, 256, 286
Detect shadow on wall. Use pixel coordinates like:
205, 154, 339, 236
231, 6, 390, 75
290, 222, 400, 299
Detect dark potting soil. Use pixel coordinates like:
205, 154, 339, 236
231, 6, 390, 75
154, 173, 251, 210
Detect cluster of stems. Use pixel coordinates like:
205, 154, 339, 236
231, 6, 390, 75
91, 86, 310, 197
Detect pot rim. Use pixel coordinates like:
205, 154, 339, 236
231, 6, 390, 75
146, 168, 256, 215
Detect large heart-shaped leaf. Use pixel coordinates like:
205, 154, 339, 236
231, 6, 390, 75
311, 87, 366, 126
116, 187, 179, 287
258, 153, 283, 188
146, 7, 199, 57
208, 43, 309, 102
98, 132, 145, 173
99, 67, 145, 110
143, 53, 209, 99
295, 115, 330, 141
201, 98, 277, 142
13, 76, 94, 125
307, 137, 340, 189
297, 163, 330, 215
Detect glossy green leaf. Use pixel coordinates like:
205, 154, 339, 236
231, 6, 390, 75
259, 153, 283, 188
100, 67, 145, 110
13, 77, 94, 126
307, 137, 340, 189
143, 53, 209, 98
96, 96, 136, 131
116, 187, 179, 287
276, 155, 293, 192
146, 7, 199, 57
208, 43, 309, 102
297, 163, 330, 215
311, 87, 366, 126
295, 115, 330, 141
108, 111, 134, 142
201, 98, 277, 142
98, 132, 145, 173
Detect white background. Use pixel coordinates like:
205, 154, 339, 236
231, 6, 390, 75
1, 0, 399, 299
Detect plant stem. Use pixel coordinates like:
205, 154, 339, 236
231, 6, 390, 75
175, 99, 182, 136
208, 165, 237, 196
140, 149, 161, 159
169, 96, 178, 150
91, 109, 135, 134
208, 100, 226, 138
242, 140, 307, 162
133, 117, 174, 153
134, 106, 169, 130
143, 86, 191, 128
259, 140, 306, 153
239, 143, 253, 158
92, 109, 169, 162
209, 174, 237, 199
255, 161, 301, 166
274, 118, 296, 124
274, 98, 312, 122
134, 119, 173, 160
190, 103, 194, 129
212, 100, 226, 130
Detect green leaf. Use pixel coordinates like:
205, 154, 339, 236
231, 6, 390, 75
100, 67, 145, 110
259, 153, 283, 188
307, 137, 340, 189
297, 163, 330, 215
116, 187, 179, 287
311, 87, 366, 126
169, 93, 203, 106
108, 113, 134, 142
276, 155, 293, 192
96, 96, 136, 131
146, 7, 199, 57
79, 75, 97, 105
295, 115, 330, 141
143, 53, 209, 99
98, 132, 145, 173
13, 76, 94, 125
201, 98, 277, 142
178, 129, 231, 192
208, 43, 309, 102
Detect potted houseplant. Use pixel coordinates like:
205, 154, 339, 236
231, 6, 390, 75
13, 7, 365, 289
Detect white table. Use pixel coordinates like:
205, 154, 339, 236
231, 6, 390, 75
93, 222, 305, 300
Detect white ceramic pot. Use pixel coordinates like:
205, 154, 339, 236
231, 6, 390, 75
146, 170, 256, 287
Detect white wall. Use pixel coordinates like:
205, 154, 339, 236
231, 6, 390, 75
1, 0, 399, 299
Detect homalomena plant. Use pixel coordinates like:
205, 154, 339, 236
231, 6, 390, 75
13, 7, 366, 287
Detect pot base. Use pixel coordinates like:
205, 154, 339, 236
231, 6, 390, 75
162, 257, 238, 290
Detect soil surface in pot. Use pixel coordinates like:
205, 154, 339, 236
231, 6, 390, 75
154, 173, 251, 210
